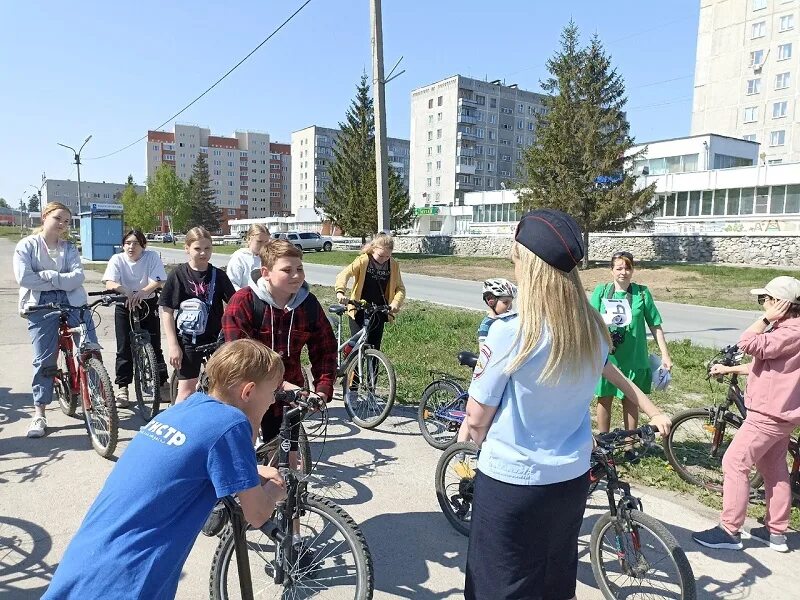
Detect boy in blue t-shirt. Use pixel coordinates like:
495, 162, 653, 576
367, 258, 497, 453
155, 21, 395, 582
43, 339, 287, 600
477, 278, 517, 343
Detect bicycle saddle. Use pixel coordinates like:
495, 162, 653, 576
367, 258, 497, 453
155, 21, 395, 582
328, 304, 346, 315
458, 351, 478, 369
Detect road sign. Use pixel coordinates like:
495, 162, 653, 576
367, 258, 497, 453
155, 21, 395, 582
414, 207, 439, 216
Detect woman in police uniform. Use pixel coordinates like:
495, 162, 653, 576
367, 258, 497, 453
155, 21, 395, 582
464, 210, 671, 600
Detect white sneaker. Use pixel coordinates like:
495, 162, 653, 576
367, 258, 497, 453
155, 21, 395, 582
116, 386, 130, 408
747, 526, 789, 552
27, 416, 47, 438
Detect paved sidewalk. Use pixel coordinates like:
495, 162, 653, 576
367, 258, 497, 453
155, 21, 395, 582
0, 238, 797, 599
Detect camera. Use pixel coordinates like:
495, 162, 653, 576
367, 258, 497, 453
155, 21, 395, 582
609, 328, 626, 354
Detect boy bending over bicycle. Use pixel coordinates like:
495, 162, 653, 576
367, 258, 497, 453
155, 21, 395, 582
222, 240, 337, 453
43, 339, 287, 599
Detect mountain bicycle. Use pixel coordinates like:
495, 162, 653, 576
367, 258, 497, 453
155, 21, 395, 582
25, 291, 118, 458
663, 344, 762, 492
417, 350, 477, 450
108, 294, 163, 422
589, 426, 696, 600
169, 334, 312, 474
326, 300, 396, 429
207, 389, 374, 600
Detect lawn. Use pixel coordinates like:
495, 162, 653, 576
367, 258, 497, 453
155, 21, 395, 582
0, 225, 30, 241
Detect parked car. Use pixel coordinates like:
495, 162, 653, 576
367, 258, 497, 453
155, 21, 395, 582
275, 231, 333, 252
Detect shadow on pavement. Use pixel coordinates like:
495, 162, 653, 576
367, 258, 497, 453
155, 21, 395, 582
0, 516, 55, 598
361, 511, 467, 599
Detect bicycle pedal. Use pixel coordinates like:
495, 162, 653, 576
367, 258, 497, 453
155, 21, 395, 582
453, 462, 475, 479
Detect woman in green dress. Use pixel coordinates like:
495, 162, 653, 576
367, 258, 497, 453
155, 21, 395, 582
591, 251, 673, 433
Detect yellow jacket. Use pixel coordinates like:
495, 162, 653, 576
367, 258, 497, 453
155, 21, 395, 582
334, 253, 406, 320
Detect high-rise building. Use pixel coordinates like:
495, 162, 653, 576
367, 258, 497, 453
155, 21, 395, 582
691, 0, 800, 163
409, 75, 548, 207
147, 124, 291, 233
290, 125, 410, 214
41, 179, 146, 227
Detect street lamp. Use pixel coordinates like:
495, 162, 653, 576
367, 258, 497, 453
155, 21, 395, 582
57, 135, 92, 214
27, 174, 47, 214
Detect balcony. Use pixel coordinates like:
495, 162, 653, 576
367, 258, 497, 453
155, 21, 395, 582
458, 111, 478, 125
455, 180, 475, 191
456, 163, 476, 175
458, 97, 478, 107
457, 131, 477, 142
456, 148, 476, 158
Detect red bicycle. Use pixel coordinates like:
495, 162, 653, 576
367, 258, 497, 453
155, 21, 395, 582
26, 291, 119, 458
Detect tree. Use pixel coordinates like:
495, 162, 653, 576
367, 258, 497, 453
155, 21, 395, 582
186, 152, 221, 232
0, 197, 8, 208
147, 164, 190, 232
323, 73, 414, 238
120, 175, 159, 232
517, 22, 658, 267
27, 194, 40, 213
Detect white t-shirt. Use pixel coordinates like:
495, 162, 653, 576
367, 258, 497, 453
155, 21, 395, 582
226, 248, 261, 290
102, 250, 168, 299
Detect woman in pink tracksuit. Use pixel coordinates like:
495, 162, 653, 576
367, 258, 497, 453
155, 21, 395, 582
693, 276, 800, 553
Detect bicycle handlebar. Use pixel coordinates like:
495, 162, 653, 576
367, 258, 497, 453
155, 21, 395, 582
23, 296, 115, 316
273, 388, 325, 412
345, 299, 392, 313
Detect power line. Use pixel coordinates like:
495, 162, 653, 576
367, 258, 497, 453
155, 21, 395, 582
85, 0, 312, 161
627, 96, 693, 111
632, 74, 693, 89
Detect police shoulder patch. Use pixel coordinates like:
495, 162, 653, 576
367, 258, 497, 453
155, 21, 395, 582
473, 344, 493, 379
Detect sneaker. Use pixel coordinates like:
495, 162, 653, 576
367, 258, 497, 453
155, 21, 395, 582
692, 525, 743, 550
116, 386, 130, 408
83, 342, 103, 352
747, 526, 789, 552
27, 416, 47, 438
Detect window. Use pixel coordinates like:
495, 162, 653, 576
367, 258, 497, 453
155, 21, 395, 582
786, 185, 800, 213
427, 131, 433, 141
752, 21, 766, 38
753, 0, 767, 9
476, 127, 485, 138
517, 119, 524, 129
688, 191, 701, 216
427, 147, 432, 156
518, 103, 524, 113
437, 96, 443, 106
778, 43, 793, 60
428, 99, 433, 109
676, 191, 688, 216
437, 112, 442, 121
770, 130, 786, 145
756, 186, 770, 213
746, 78, 761, 94
489, 98, 497, 109
436, 129, 442, 139
744, 106, 759, 122
750, 49, 765, 66
779, 14, 795, 31
712, 190, 726, 216
426, 162, 432, 172
426, 178, 432, 187
436, 160, 441, 170
714, 154, 754, 169
773, 100, 788, 118
428, 115, 433, 125
775, 72, 791, 89
701, 191, 713, 215
435, 176, 441, 186
743, 133, 758, 142
436, 145, 442, 154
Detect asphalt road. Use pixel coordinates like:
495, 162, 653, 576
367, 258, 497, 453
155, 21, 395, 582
0, 237, 797, 599
153, 246, 761, 349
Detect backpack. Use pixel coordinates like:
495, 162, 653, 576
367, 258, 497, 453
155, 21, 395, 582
176, 267, 217, 344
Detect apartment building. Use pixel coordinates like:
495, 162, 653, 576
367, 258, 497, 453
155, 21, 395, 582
409, 75, 548, 207
147, 124, 291, 233
290, 125, 410, 214
691, 0, 800, 163
41, 179, 146, 227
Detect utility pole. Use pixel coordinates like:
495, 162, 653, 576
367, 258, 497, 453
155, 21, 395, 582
58, 135, 92, 215
370, 0, 390, 233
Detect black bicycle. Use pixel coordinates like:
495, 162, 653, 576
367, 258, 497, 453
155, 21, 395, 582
663, 344, 762, 492
207, 390, 374, 599
589, 427, 696, 600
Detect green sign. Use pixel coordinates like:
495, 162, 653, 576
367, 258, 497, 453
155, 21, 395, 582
414, 207, 439, 216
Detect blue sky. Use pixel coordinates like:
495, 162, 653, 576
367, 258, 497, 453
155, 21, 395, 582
0, 0, 699, 206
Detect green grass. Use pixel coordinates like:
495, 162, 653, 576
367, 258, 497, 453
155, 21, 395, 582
0, 225, 30, 241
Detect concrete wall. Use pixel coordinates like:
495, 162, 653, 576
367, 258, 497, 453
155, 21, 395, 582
392, 232, 800, 267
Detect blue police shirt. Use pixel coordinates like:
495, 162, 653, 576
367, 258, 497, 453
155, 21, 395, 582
468, 314, 609, 486
43, 392, 260, 600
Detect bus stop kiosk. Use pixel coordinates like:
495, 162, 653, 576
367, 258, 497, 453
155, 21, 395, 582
80, 203, 124, 261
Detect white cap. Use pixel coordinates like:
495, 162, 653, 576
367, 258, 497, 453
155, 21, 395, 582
750, 276, 800, 304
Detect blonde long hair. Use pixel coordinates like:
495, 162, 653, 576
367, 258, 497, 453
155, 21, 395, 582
507, 242, 611, 384
244, 223, 269, 244
34, 202, 72, 238
361, 232, 394, 256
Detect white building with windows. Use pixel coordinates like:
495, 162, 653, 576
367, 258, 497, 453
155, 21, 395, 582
629, 134, 759, 175
691, 0, 800, 163
41, 179, 145, 227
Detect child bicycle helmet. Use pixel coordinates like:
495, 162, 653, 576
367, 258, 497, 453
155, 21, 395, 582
649, 354, 672, 392
482, 278, 518, 305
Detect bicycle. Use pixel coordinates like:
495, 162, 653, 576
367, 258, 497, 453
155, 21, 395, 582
326, 300, 397, 429
589, 426, 696, 600
663, 344, 762, 492
434, 431, 697, 600
108, 294, 163, 422
207, 389, 374, 600
169, 334, 313, 474
25, 291, 119, 458
417, 351, 477, 450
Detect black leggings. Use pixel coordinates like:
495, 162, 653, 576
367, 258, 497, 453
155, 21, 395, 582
348, 310, 387, 351
113, 298, 166, 387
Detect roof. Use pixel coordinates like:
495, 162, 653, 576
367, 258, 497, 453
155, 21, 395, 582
633, 133, 760, 146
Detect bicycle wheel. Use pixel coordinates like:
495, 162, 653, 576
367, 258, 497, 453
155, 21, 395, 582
169, 370, 179, 407
82, 357, 118, 459
343, 349, 396, 429
435, 441, 478, 537
133, 342, 160, 422
55, 349, 79, 417
418, 379, 466, 450
590, 509, 696, 600
664, 408, 761, 492
259, 424, 312, 476
209, 494, 374, 600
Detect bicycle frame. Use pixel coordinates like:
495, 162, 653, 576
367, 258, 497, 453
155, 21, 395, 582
56, 308, 101, 411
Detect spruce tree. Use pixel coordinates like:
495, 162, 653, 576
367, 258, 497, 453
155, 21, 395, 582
186, 152, 221, 232
518, 22, 657, 267
324, 73, 414, 237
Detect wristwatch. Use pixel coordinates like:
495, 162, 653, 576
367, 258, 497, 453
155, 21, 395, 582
762, 317, 771, 326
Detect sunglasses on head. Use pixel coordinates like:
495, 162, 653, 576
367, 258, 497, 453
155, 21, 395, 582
757, 294, 773, 305
612, 251, 634, 262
